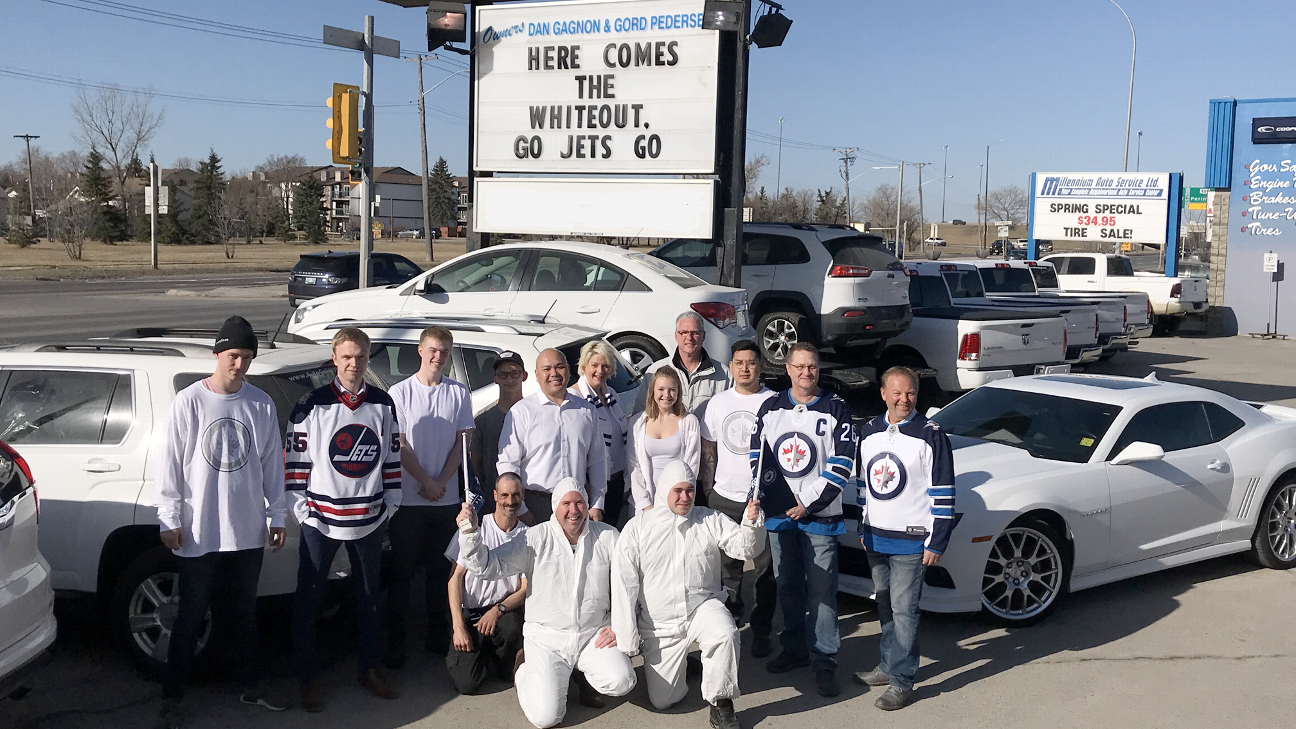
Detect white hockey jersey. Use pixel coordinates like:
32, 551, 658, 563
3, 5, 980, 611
285, 380, 402, 540
750, 390, 856, 535
855, 412, 956, 555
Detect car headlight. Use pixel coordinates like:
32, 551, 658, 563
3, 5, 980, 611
293, 303, 317, 324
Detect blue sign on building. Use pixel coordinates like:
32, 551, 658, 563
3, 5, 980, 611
1205, 97, 1296, 335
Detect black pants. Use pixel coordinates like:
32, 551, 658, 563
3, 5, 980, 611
603, 472, 625, 527
445, 607, 525, 695
386, 505, 461, 657
708, 492, 777, 638
293, 524, 385, 683
524, 490, 553, 524
163, 547, 264, 700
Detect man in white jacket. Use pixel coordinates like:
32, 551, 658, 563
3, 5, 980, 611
613, 460, 764, 729
455, 478, 635, 729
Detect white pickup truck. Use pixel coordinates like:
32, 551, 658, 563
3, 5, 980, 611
878, 267, 1070, 394
1039, 253, 1207, 335
1026, 260, 1154, 350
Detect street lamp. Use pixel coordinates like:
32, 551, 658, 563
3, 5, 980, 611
984, 139, 1003, 253
1108, 0, 1137, 172
1136, 130, 1143, 172
941, 144, 949, 222
776, 116, 784, 194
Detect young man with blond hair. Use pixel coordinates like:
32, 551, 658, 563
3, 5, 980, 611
385, 326, 476, 666
288, 327, 402, 711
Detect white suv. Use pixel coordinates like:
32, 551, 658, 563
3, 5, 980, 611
0, 440, 55, 700
288, 241, 755, 374
652, 223, 912, 364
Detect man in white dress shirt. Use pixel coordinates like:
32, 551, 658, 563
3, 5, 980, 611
496, 349, 608, 522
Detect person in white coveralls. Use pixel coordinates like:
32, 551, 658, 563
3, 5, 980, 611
613, 460, 764, 729
455, 477, 635, 728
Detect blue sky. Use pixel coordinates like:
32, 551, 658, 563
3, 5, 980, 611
3, 0, 1294, 220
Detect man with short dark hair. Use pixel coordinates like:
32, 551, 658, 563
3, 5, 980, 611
700, 339, 777, 657
852, 366, 954, 711
153, 316, 287, 729
385, 326, 476, 665
288, 327, 402, 711
470, 351, 530, 519
751, 342, 855, 698
445, 473, 529, 695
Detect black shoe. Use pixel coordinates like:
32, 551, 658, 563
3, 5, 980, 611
239, 691, 287, 712
750, 634, 773, 659
574, 671, 605, 709
764, 651, 810, 674
155, 700, 183, 729
852, 668, 891, 687
709, 699, 741, 729
875, 686, 913, 711
815, 669, 841, 698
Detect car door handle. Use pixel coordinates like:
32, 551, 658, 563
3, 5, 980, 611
577, 305, 600, 314
1207, 459, 1228, 472
82, 460, 121, 473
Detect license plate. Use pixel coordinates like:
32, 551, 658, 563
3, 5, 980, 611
302, 277, 315, 285
1035, 364, 1071, 375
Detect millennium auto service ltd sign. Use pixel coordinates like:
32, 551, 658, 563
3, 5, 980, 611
1031, 172, 1171, 245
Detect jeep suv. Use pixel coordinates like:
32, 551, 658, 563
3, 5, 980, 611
651, 223, 912, 364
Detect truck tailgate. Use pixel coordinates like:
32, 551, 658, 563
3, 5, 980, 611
962, 311, 1066, 369
982, 297, 1099, 346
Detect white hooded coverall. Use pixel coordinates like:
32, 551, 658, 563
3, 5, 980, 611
613, 461, 765, 709
456, 478, 635, 729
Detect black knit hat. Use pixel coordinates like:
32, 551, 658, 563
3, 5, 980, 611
214, 316, 258, 356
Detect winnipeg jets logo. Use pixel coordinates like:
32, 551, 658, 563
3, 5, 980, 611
773, 432, 818, 479
865, 451, 908, 501
720, 411, 757, 455
201, 418, 251, 472
329, 424, 382, 478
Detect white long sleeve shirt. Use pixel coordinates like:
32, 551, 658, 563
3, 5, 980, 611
496, 390, 609, 510
153, 380, 286, 558
612, 476, 763, 652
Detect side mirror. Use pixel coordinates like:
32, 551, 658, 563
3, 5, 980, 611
1110, 441, 1165, 466
926, 406, 943, 418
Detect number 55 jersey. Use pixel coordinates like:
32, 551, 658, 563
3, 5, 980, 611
286, 379, 402, 540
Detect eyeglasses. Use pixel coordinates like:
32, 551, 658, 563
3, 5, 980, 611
787, 363, 819, 373
494, 370, 524, 380
676, 329, 704, 338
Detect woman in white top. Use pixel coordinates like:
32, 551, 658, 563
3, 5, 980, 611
627, 366, 700, 512
570, 340, 630, 526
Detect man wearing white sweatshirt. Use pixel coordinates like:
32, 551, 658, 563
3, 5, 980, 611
153, 316, 287, 729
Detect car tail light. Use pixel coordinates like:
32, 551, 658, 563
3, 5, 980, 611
1123, 305, 1128, 326
1147, 298, 1154, 321
958, 332, 981, 361
1025, 261, 1037, 266
994, 263, 1010, 269
1170, 282, 1182, 298
829, 264, 872, 278
691, 301, 737, 329
0, 441, 36, 522
1095, 314, 1100, 339
940, 264, 957, 271
1063, 328, 1068, 352
903, 268, 917, 277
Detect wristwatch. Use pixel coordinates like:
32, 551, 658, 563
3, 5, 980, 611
496, 602, 509, 615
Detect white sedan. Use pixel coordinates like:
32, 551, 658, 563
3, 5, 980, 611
288, 241, 755, 372
840, 373, 1296, 625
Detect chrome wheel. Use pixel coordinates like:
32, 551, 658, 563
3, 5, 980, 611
620, 346, 654, 374
761, 317, 798, 362
1267, 483, 1296, 562
981, 526, 1063, 622
128, 571, 210, 664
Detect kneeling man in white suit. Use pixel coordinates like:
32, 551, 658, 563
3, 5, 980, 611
456, 477, 635, 728
613, 460, 764, 729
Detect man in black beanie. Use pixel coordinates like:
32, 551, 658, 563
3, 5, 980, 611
153, 315, 287, 728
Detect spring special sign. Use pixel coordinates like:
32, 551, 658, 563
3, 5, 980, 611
473, 0, 719, 174
1030, 172, 1171, 244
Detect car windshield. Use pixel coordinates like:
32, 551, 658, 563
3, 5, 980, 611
942, 270, 986, 298
932, 386, 1122, 463
623, 252, 705, 289
1031, 266, 1060, 288
980, 267, 1037, 293
822, 235, 905, 271
294, 256, 353, 276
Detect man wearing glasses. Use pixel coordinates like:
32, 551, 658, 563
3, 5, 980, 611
637, 311, 731, 420
750, 343, 855, 699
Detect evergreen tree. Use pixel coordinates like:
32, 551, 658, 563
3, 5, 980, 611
273, 193, 294, 241
126, 152, 146, 179
427, 156, 457, 232
292, 175, 328, 245
6, 219, 38, 248
189, 149, 226, 244
80, 147, 126, 243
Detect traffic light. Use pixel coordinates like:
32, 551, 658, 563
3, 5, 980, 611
326, 82, 361, 164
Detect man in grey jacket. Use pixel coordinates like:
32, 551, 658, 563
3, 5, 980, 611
637, 311, 731, 418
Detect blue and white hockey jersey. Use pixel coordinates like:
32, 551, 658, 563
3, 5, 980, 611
285, 380, 402, 540
855, 412, 956, 555
750, 390, 855, 535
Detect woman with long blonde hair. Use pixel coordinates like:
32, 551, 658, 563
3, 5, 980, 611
626, 366, 700, 512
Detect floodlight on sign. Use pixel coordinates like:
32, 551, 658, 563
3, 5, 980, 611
750, 8, 792, 48
427, 1, 467, 51
702, 0, 745, 32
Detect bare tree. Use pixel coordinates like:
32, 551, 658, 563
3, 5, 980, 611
224, 175, 270, 243
71, 86, 164, 208
744, 154, 769, 192
50, 198, 94, 260
172, 157, 199, 171
256, 154, 310, 217
979, 185, 1029, 224
858, 183, 922, 244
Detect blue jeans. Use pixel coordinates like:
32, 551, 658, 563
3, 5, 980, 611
867, 551, 925, 690
769, 529, 840, 672
293, 523, 385, 683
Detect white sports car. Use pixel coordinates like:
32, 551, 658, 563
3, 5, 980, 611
839, 373, 1296, 625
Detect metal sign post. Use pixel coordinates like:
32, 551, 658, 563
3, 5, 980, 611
324, 19, 399, 288
1253, 252, 1286, 339
149, 162, 158, 269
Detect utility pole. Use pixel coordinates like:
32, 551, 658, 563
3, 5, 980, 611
716, 0, 752, 289
149, 161, 158, 269
359, 15, 376, 289
1136, 130, 1143, 172
406, 55, 434, 262
835, 147, 857, 225
894, 160, 905, 260
941, 145, 949, 223
776, 116, 784, 195
983, 144, 991, 254
912, 162, 931, 243
14, 134, 39, 232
